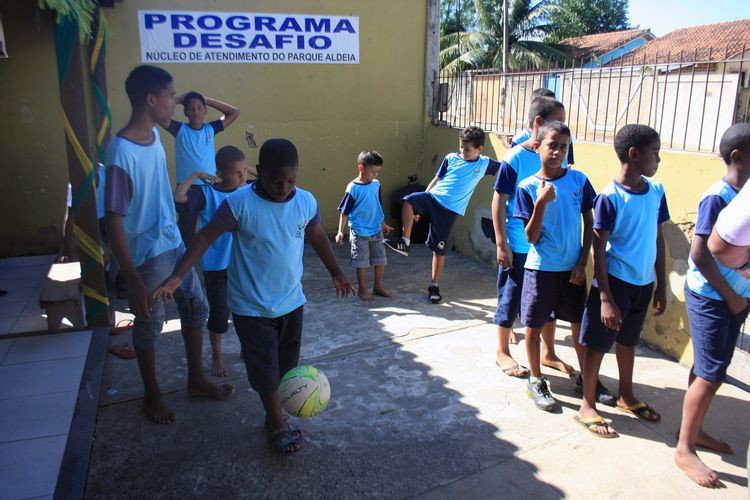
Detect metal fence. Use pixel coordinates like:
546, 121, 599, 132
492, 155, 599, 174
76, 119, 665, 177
435, 46, 750, 153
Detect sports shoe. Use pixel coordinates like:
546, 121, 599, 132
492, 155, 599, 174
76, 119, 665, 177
428, 285, 442, 304
526, 378, 558, 412
384, 238, 410, 256
574, 375, 617, 407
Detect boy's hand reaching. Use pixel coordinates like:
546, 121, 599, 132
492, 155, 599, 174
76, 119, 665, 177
601, 298, 622, 331
130, 279, 153, 319
652, 285, 667, 316
537, 178, 556, 205
153, 275, 183, 303
569, 262, 586, 285
197, 172, 219, 184
497, 242, 512, 268
382, 223, 394, 235
335, 231, 345, 246
332, 272, 355, 297
726, 293, 748, 316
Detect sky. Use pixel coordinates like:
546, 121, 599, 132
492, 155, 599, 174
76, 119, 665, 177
628, 0, 750, 36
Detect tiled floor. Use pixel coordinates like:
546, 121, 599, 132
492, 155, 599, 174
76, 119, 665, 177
0, 256, 93, 499
0, 255, 57, 335
0, 330, 92, 500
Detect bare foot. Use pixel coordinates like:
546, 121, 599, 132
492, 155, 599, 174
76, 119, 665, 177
143, 395, 176, 424
211, 359, 228, 377
509, 331, 518, 344
187, 378, 236, 400
675, 449, 720, 488
542, 355, 575, 376
358, 289, 374, 301
373, 286, 395, 298
676, 429, 734, 454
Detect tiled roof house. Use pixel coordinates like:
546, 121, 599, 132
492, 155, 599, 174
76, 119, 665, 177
562, 29, 655, 67
606, 18, 750, 65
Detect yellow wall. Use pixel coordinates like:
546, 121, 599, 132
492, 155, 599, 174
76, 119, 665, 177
423, 125, 729, 365
104, 0, 429, 234
0, 2, 70, 256
0, 0, 429, 256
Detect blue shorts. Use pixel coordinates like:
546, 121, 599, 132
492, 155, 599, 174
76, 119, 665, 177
403, 192, 458, 256
521, 269, 586, 328
233, 306, 303, 396
685, 286, 749, 382
580, 276, 654, 353
133, 245, 208, 351
494, 252, 527, 327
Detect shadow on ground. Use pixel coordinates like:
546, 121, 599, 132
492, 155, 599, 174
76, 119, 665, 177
86, 245, 560, 498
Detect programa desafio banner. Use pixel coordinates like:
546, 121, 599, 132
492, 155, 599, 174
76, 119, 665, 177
138, 11, 360, 64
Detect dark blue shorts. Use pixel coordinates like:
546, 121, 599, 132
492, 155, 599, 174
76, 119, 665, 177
403, 192, 458, 256
233, 306, 303, 396
580, 276, 654, 353
204, 269, 230, 334
521, 269, 586, 328
685, 286, 749, 382
494, 252, 527, 327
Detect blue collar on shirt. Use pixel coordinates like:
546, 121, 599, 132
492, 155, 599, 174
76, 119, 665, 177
251, 181, 297, 203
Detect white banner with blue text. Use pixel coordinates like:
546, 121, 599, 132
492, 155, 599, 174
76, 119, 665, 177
138, 10, 359, 64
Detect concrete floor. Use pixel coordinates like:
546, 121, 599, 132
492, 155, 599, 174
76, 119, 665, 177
86, 244, 750, 499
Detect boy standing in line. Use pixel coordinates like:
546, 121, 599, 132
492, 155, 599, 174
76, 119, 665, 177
511, 88, 575, 167
513, 121, 595, 411
174, 146, 252, 376
163, 91, 240, 243
155, 139, 354, 454
106, 65, 235, 424
335, 150, 395, 301
575, 124, 669, 438
386, 126, 500, 304
676, 123, 750, 487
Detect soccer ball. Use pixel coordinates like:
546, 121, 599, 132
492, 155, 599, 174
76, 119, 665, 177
278, 365, 331, 418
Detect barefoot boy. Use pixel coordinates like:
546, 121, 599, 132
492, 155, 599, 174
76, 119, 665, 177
386, 126, 500, 304
174, 146, 252, 377
576, 124, 669, 438
676, 123, 750, 487
335, 150, 395, 300
163, 90, 240, 243
513, 121, 595, 411
155, 138, 354, 454
105, 65, 234, 424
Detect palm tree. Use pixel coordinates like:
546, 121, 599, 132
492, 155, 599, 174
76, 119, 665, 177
440, 0, 570, 74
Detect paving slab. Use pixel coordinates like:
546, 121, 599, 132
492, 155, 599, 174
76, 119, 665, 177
85, 244, 750, 498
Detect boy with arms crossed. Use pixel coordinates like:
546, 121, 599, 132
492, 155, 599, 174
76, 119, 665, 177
676, 123, 750, 487
106, 65, 234, 424
576, 125, 669, 438
155, 139, 354, 454
335, 150, 395, 301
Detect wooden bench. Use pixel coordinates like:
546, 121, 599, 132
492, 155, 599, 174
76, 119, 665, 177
38, 261, 85, 332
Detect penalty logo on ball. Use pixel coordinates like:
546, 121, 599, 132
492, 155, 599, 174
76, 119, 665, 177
279, 365, 331, 418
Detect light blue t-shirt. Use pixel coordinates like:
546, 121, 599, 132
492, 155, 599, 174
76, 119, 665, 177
189, 182, 241, 271
514, 169, 595, 272
429, 153, 500, 216
687, 179, 750, 300
337, 179, 384, 237
105, 128, 181, 267
218, 183, 321, 318
511, 128, 573, 167
95, 163, 106, 220
594, 178, 670, 286
493, 145, 542, 253
167, 119, 223, 184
